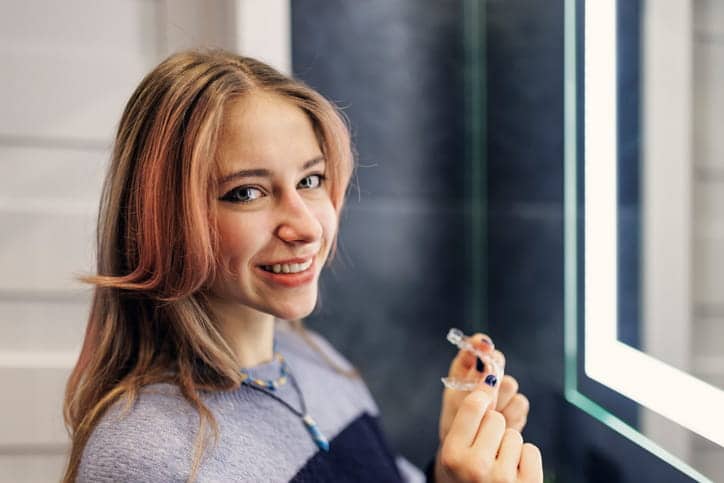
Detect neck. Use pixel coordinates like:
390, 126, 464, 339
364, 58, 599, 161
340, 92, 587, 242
206, 296, 276, 368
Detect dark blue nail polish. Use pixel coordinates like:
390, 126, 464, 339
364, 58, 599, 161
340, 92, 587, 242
484, 374, 498, 387
476, 357, 485, 373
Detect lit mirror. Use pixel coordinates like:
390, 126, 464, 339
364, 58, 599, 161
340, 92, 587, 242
565, 0, 724, 481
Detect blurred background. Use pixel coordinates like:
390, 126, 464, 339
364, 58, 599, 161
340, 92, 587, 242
0, 1, 722, 482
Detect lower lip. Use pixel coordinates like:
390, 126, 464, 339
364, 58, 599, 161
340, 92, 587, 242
256, 261, 316, 287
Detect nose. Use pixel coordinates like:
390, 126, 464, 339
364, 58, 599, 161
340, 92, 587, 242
275, 191, 323, 243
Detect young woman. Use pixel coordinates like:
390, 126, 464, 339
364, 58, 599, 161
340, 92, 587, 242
62, 49, 542, 482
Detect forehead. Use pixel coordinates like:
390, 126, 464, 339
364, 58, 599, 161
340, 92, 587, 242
216, 92, 322, 172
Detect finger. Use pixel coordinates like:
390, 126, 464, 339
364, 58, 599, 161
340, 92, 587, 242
451, 333, 495, 374
518, 443, 544, 483
440, 385, 469, 442
501, 394, 530, 432
444, 389, 493, 454
470, 409, 507, 460
440, 334, 500, 443
495, 428, 524, 482
440, 353, 492, 440
467, 348, 504, 387
491, 349, 506, 376
496, 375, 518, 411
454, 349, 502, 418
463, 353, 499, 388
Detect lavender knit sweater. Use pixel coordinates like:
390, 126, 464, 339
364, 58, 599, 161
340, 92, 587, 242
76, 321, 425, 482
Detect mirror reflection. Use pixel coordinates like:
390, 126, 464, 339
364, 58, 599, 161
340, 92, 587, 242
607, 0, 724, 479
627, 0, 724, 392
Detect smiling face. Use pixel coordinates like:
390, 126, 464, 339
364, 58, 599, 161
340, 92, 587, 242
207, 91, 338, 321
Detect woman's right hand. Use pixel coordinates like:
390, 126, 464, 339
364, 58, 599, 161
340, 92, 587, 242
434, 383, 543, 483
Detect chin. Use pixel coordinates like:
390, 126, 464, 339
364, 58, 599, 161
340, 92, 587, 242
270, 298, 318, 321
273, 309, 315, 322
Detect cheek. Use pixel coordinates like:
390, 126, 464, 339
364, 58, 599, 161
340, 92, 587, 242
317, 204, 339, 251
216, 212, 265, 267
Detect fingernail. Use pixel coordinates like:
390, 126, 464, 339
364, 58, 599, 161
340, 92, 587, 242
480, 336, 494, 350
476, 357, 485, 373
484, 374, 498, 387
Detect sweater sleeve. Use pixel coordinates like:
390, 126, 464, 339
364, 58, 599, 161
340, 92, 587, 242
77, 436, 186, 483
76, 392, 194, 482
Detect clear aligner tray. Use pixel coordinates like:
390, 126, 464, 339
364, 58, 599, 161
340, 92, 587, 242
440, 328, 504, 392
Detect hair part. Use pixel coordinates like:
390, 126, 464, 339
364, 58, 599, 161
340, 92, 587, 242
62, 49, 356, 483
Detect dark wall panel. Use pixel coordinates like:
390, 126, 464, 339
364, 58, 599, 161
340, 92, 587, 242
292, 0, 468, 467
485, 1, 566, 477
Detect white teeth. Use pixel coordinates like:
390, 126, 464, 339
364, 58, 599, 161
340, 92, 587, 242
265, 259, 313, 274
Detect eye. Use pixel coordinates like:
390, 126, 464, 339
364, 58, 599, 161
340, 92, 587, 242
298, 174, 325, 189
219, 186, 264, 203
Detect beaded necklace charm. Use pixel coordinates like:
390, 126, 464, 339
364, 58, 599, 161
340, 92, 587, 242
239, 351, 330, 452
238, 353, 288, 391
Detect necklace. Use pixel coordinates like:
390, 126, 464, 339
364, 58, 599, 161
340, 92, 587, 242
238, 353, 288, 390
239, 353, 330, 452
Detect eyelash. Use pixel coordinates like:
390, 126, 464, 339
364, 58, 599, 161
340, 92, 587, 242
220, 174, 326, 204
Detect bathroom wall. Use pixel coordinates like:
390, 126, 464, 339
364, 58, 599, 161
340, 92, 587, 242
691, 0, 724, 474
292, 0, 470, 468
0, 1, 283, 480
0, 3, 166, 479
691, 0, 724, 407
291, 0, 571, 473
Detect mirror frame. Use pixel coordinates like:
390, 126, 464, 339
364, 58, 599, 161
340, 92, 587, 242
564, 0, 724, 480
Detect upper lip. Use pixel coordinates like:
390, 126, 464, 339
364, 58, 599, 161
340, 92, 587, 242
258, 256, 314, 266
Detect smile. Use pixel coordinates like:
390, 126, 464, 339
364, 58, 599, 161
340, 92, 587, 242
261, 258, 314, 274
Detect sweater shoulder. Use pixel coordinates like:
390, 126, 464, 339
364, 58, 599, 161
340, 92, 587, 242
275, 322, 357, 373
76, 385, 195, 482
275, 322, 381, 415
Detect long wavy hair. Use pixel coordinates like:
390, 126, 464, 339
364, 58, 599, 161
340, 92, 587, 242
61, 49, 355, 483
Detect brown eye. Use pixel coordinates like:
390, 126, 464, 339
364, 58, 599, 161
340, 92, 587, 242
220, 186, 264, 203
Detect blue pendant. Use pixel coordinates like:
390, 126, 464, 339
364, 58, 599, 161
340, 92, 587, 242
302, 415, 330, 452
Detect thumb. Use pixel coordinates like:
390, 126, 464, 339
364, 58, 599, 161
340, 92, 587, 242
440, 349, 501, 436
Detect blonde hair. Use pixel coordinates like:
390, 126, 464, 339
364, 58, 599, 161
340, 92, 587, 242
62, 49, 355, 482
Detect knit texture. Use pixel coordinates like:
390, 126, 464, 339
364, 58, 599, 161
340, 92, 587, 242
76, 321, 425, 482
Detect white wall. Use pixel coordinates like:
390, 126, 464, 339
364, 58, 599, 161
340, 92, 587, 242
691, 0, 724, 476
0, 1, 289, 481
642, 0, 724, 478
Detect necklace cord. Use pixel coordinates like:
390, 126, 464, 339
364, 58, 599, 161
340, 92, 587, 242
239, 352, 329, 451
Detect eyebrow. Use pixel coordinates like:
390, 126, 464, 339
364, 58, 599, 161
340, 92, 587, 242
218, 156, 325, 184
